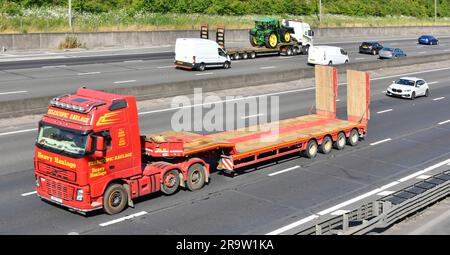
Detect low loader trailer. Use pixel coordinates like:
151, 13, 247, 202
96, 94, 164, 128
34, 66, 370, 215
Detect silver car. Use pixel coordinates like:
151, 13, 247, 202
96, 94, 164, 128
379, 47, 407, 59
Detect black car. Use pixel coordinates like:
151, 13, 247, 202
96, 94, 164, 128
359, 41, 384, 55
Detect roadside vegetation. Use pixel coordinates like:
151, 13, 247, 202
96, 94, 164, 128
0, 1, 450, 33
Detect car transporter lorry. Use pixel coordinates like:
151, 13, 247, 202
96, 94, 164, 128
34, 66, 370, 215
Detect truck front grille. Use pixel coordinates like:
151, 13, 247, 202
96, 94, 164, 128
38, 162, 76, 182
46, 179, 74, 201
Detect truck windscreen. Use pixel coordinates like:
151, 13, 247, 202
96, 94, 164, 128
36, 123, 89, 158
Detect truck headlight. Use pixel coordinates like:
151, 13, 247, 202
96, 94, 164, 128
76, 189, 84, 201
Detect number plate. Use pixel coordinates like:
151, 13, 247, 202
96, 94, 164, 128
176, 61, 184, 65
51, 196, 63, 204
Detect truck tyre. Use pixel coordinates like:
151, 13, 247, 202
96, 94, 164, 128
161, 169, 180, 195
334, 132, 346, 150
265, 32, 278, 49
197, 63, 206, 72
304, 140, 318, 159
250, 35, 258, 47
241, 52, 248, 59
103, 183, 128, 215
347, 129, 359, 146
319, 136, 333, 154
187, 163, 206, 191
223, 61, 231, 69
286, 47, 293, 56
249, 52, 256, 59
233, 53, 240, 60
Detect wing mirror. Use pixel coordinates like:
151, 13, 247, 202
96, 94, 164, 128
94, 136, 105, 158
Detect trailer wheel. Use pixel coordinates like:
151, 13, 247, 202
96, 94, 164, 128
103, 184, 128, 215
161, 169, 180, 195
187, 163, 206, 191
319, 136, 333, 154
347, 129, 359, 146
250, 52, 256, 59
304, 140, 318, 159
197, 63, 206, 72
286, 47, 293, 56
223, 61, 231, 69
241, 53, 248, 60
334, 132, 346, 150
233, 53, 240, 60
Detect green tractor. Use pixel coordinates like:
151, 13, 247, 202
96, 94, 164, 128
249, 17, 294, 49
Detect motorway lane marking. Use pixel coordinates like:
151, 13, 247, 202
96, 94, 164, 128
77, 71, 101, 76
428, 81, 439, 85
157, 65, 174, 69
371, 67, 450, 81
260, 66, 276, 70
21, 191, 37, 197
266, 215, 319, 235
195, 72, 214, 76
268, 166, 300, 177
124, 60, 143, 63
438, 120, 450, 125
382, 90, 387, 93
377, 109, 393, 114
114, 80, 136, 84
416, 175, 431, 179
336, 98, 341, 102
355, 57, 366, 60
0, 90, 27, 96
418, 51, 427, 54
377, 191, 395, 196
99, 211, 148, 227
370, 138, 392, 146
433, 97, 445, 101
0, 128, 37, 137
397, 159, 450, 183
241, 113, 264, 119
444, 49, 450, 52
331, 210, 350, 216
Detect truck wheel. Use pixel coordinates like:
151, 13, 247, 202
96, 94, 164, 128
286, 47, 293, 56
241, 53, 248, 60
249, 52, 256, 59
304, 140, 318, 159
197, 63, 206, 72
334, 132, 346, 150
103, 184, 128, 215
233, 53, 240, 60
347, 129, 359, 146
187, 163, 206, 191
223, 61, 231, 69
319, 136, 333, 154
161, 169, 180, 195
265, 32, 278, 49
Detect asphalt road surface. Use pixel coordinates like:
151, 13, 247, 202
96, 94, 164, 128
0, 64, 450, 234
0, 36, 449, 102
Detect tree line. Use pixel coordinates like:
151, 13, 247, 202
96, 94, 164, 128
1, 0, 449, 17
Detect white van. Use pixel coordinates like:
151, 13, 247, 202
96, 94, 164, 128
308, 46, 349, 66
175, 38, 231, 71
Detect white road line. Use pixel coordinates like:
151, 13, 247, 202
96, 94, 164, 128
444, 49, 450, 52
266, 215, 319, 235
355, 57, 366, 60
416, 175, 431, 180
268, 166, 300, 177
370, 138, 392, 146
331, 210, 350, 216
438, 120, 450, 125
382, 90, 387, 93
428, 81, 439, 85
138, 87, 315, 115
0, 128, 37, 137
268, 158, 450, 234
114, 80, 136, 84
157, 65, 174, 69
195, 72, 214, 76
260, 66, 276, 70
124, 60, 143, 63
336, 98, 341, 102
241, 113, 264, 119
377, 109, 393, 114
0, 90, 27, 96
42, 65, 67, 68
21, 191, 37, 197
377, 191, 395, 196
77, 72, 100, 76
433, 97, 445, 101
99, 211, 148, 227
418, 51, 427, 54
371, 67, 450, 81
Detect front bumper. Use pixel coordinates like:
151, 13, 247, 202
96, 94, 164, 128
36, 174, 102, 214
386, 90, 411, 98
174, 60, 196, 70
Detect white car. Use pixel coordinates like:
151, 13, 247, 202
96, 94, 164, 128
308, 46, 349, 66
386, 77, 430, 99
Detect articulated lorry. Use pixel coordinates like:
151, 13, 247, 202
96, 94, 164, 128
34, 66, 370, 215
